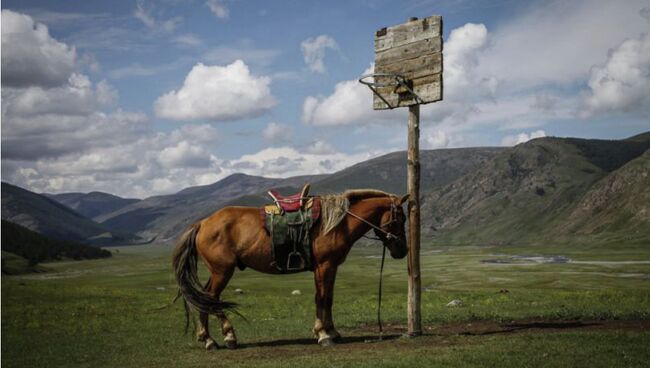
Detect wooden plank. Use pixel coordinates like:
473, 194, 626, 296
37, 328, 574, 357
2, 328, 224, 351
370, 14, 443, 110
376, 38, 442, 65
373, 74, 442, 109
375, 53, 442, 79
407, 104, 422, 336
375, 16, 442, 52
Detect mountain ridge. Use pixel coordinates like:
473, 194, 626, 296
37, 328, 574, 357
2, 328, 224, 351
1, 182, 136, 245
421, 135, 650, 245
5, 132, 648, 246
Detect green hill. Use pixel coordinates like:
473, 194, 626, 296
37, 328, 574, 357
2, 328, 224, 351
44, 191, 140, 220
1, 220, 111, 273
9, 132, 648, 247
93, 147, 502, 242
311, 147, 503, 195
561, 150, 650, 241
1, 182, 136, 245
422, 135, 650, 245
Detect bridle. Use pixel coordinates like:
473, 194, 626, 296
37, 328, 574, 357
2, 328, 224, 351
345, 199, 406, 340
345, 201, 405, 245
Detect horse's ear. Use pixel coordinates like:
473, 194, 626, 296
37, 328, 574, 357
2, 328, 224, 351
398, 194, 409, 205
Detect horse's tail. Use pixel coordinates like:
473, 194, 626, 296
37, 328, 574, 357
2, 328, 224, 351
172, 223, 237, 327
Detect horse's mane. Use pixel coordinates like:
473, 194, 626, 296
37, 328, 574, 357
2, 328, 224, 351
320, 189, 396, 234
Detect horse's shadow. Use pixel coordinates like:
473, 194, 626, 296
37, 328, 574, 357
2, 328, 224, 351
238, 334, 401, 349
235, 321, 600, 348
443, 321, 599, 336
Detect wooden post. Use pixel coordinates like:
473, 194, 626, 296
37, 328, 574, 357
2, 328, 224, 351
407, 103, 422, 336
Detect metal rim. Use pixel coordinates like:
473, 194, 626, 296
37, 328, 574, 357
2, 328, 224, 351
358, 73, 406, 88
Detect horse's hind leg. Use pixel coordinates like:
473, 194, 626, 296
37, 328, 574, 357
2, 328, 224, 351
216, 310, 237, 349
209, 267, 238, 349
197, 279, 218, 350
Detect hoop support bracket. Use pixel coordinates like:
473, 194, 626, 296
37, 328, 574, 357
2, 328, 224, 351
359, 73, 425, 109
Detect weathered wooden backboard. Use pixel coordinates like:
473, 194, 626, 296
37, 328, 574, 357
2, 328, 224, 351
373, 15, 443, 109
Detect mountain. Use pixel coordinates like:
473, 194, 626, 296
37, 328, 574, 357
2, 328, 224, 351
421, 134, 650, 245
1, 220, 111, 273
95, 173, 319, 241
1, 182, 135, 245
9, 132, 647, 247
44, 191, 140, 220
311, 148, 503, 195
562, 149, 650, 240
95, 148, 502, 242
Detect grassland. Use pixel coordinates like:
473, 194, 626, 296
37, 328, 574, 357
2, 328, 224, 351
2, 242, 649, 367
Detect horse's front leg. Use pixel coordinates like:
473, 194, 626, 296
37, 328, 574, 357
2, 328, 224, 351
313, 263, 339, 346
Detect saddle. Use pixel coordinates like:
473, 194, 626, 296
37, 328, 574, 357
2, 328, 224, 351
267, 184, 311, 212
260, 184, 321, 273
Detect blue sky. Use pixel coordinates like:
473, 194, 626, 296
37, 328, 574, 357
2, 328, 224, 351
2, 0, 649, 198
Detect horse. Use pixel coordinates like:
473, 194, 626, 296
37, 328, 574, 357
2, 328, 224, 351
172, 189, 409, 349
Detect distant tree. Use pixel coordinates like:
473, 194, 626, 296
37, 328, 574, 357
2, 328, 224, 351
1, 220, 111, 267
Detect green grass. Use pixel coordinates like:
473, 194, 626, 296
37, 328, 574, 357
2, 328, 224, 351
2, 242, 650, 367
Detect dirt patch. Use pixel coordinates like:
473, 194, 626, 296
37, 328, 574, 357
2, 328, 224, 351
212, 319, 650, 360
354, 319, 650, 337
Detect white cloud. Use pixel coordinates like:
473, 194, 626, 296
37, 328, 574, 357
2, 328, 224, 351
301, 79, 371, 125
162, 17, 182, 33
301, 22, 488, 128
423, 130, 450, 149
174, 34, 203, 47
1, 10, 76, 87
134, 0, 155, 28
2, 108, 147, 161
154, 60, 276, 122
262, 122, 293, 144
158, 141, 215, 169
3, 122, 226, 198
302, 24, 492, 127
302, 64, 400, 126
501, 130, 546, 146
170, 124, 219, 143
202, 44, 281, 68
79, 53, 102, 74
0, 9, 227, 198
303, 1, 649, 139
229, 146, 382, 178
443, 23, 490, 97
3, 74, 117, 118
301, 35, 339, 73
108, 59, 191, 79
133, 0, 181, 33
206, 0, 229, 19
304, 140, 336, 155
582, 32, 650, 117
478, 0, 649, 89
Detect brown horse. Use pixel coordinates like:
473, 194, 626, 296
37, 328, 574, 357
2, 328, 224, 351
172, 189, 409, 349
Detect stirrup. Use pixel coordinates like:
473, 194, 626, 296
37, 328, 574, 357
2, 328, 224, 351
286, 251, 306, 271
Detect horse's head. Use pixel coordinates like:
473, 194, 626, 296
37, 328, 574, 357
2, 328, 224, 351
374, 194, 409, 259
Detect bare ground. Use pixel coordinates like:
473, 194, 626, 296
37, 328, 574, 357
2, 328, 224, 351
206, 319, 650, 360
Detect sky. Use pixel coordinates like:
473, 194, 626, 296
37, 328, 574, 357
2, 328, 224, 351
1, 0, 649, 198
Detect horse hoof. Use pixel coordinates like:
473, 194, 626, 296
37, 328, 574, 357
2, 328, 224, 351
319, 337, 336, 347
205, 339, 218, 350
225, 340, 238, 349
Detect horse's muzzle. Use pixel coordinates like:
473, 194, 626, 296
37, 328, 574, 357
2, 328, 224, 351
389, 245, 408, 259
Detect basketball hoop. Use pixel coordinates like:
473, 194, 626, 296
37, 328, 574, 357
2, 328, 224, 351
359, 14, 444, 337
359, 73, 425, 109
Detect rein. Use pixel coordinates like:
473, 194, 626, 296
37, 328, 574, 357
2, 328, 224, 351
346, 203, 402, 341
377, 242, 386, 340
345, 206, 400, 241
